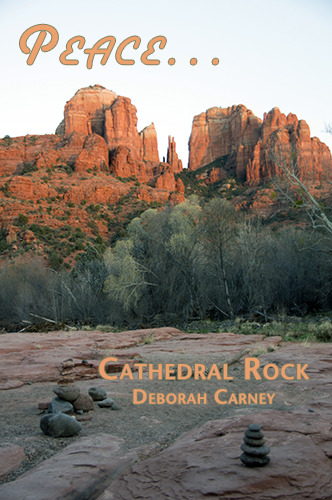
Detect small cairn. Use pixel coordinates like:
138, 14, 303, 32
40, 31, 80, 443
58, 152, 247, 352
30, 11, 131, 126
240, 423, 270, 467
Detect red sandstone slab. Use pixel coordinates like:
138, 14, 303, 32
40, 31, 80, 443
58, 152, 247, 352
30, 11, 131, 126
0, 328, 182, 389
0, 434, 136, 500
0, 445, 25, 482
98, 407, 332, 500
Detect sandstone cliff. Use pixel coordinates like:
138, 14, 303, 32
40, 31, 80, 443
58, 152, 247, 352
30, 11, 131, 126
188, 105, 332, 184
0, 85, 184, 194
58, 85, 161, 169
0, 85, 186, 264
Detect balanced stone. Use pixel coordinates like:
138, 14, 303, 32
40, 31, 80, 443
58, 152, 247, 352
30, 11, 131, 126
241, 454, 270, 467
244, 435, 265, 446
240, 423, 270, 467
249, 424, 261, 431
40, 413, 82, 437
89, 386, 107, 401
53, 385, 80, 402
72, 393, 94, 412
48, 397, 74, 414
245, 429, 264, 439
241, 442, 270, 456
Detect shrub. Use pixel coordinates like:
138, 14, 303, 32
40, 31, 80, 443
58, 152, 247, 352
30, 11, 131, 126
18, 214, 28, 226
48, 252, 63, 270
316, 321, 332, 342
21, 163, 38, 175
1, 183, 10, 197
141, 333, 154, 344
96, 324, 113, 332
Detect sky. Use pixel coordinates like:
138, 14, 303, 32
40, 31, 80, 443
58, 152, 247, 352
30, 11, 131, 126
0, 0, 331, 166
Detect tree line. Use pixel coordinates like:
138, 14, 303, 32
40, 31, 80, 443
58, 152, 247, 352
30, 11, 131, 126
1, 196, 332, 331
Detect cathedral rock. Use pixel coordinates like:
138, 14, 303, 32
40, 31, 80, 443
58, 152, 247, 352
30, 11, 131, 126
188, 105, 332, 184
0, 85, 183, 188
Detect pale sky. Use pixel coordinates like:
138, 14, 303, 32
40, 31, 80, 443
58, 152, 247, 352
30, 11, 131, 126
0, 0, 331, 166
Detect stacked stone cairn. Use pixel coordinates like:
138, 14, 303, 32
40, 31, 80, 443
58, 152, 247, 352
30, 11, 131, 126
240, 423, 270, 467
39, 359, 120, 438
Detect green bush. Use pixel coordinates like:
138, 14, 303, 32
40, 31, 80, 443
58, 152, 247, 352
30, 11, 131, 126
18, 214, 28, 226
1, 182, 10, 197
0, 235, 9, 252
3, 135, 12, 146
48, 252, 63, 270
21, 163, 38, 175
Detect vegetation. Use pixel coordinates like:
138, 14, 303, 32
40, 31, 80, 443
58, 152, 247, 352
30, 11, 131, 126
21, 163, 38, 175
1, 145, 332, 334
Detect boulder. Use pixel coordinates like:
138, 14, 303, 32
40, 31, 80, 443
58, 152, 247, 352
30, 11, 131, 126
0, 435, 137, 500
88, 386, 107, 401
72, 393, 94, 412
53, 385, 80, 402
97, 398, 116, 408
40, 413, 82, 437
0, 444, 25, 481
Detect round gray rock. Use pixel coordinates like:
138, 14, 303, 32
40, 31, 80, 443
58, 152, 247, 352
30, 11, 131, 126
48, 397, 74, 414
98, 398, 115, 408
53, 385, 80, 402
249, 423, 261, 431
40, 413, 82, 437
88, 386, 107, 401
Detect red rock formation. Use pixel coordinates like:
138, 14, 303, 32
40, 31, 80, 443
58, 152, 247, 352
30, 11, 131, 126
104, 96, 142, 160
58, 85, 164, 167
188, 105, 262, 174
167, 136, 183, 173
140, 123, 159, 164
108, 146, 148, 183
155, 169, 176, 191
74, 134, 109, 172
205, 167, 226, 184
58, 85, 183, 175
246, 108, 332, 184
61, 84, 118, 136
175, 177, 185, 194
188, 105, 332, 184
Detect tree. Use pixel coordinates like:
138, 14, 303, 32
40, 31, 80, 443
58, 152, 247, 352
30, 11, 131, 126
199, 198, 237, 318
104, 199, 206, 322
270, 147, 332, 238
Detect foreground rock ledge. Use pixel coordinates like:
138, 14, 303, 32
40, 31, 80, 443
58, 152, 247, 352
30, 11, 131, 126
97, 406, 332, 500
0, 434, 137, 500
